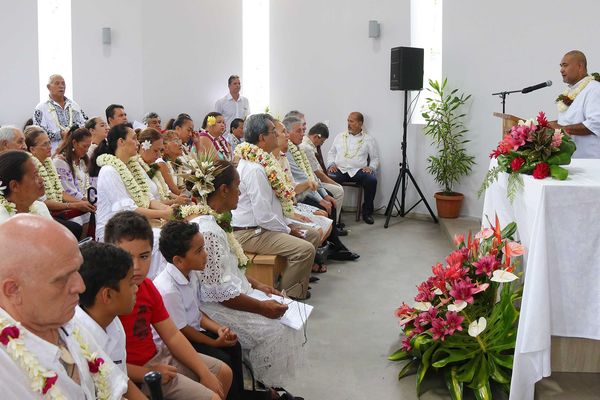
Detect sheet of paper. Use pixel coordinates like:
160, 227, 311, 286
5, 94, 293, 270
248, 290, 313, 330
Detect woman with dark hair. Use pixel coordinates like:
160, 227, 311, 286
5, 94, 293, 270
92, 123, 171, 278
157, 130, 185, 195
197, 112, 231, 161
25, 125, 95, 238
53, 126, 93, 204
184, 159, 305, 394
0, 150, 51, 222
136, 128, 188, 205
166, 113, 197, 155
85, 116, 109, 158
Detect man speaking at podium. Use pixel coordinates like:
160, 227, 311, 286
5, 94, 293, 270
549, 50, 600, 158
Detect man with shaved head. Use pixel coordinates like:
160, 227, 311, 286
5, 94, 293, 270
550, 50, 600, 158
33, 74, 88, 151
0, 215, 128, 399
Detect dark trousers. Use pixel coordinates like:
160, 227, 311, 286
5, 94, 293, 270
328, 169, 377, 216
191, 331, 244, 400
54, 217, 83, 239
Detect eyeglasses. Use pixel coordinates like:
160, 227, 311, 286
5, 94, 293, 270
35, 141, 52, 148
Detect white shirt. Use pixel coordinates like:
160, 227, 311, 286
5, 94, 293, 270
0, 200, 52, 224
299, 136, 324, 172
214, 93, 250, 131
558, 79, 600, 158
73, 306, 128, 374
153, 263, 204, 333
326, 130, 380, 177
33, 97, 87, 150
231, 159, 291, 233
0, 308, 127, 400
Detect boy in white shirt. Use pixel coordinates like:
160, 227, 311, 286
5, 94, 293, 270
75, 241, 146, 399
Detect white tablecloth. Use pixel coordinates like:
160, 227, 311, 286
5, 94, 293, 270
481, 159, 600, 400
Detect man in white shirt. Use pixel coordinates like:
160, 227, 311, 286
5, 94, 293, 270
232, 114, 319, 300
0, 125, 27, 152
549, 50, 600, 158
327, 112, 380, 224
0, 215, 128, 399
215, 75, 250, 131
33, 74, 88, 151
106, 104, 129, 128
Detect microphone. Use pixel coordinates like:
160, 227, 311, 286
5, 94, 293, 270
521, 80, 552, 94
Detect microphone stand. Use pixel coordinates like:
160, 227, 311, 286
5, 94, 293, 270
491, 89, 521, 114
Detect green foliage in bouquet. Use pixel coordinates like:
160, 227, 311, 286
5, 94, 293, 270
389, 218, 523, 399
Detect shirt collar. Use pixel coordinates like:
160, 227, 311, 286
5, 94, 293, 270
165, 263, 193, 286
47, 96, 71, 108
74, 306, 108, 348
302, 135, 316, 150
569, 76, 590, 89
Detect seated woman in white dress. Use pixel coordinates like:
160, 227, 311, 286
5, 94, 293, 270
185, 160, 305, 390
136, 128, 188, 206
90, 123, 171, 278
53, 126, 95, 234
24, 125, 95, 238
0, 150, 51, 223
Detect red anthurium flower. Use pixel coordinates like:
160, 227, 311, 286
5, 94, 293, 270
533, 162, 550, 179
0, 326, 20, 345
42, 374, 58, 395
88, 357, 105, 374
510, 157, 525, 172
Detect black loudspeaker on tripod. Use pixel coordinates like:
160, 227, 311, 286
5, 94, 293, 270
385, 46, 438, 228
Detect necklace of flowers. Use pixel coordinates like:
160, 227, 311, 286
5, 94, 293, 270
201, 130, 231, 161
30, 156, 64, 202
137, 155, 171, 201
72, 159, 90, 197
71, 328, 111, 400
342, 131, 365, 159
234, 142, 295, 217
174, 204, 250, 268
48, 101, 74, 132
97, 154, 151, 208
0, 316, 64, 399
288, 140, 315, 182
0, 195, 39, 215
556, 73, 600, 112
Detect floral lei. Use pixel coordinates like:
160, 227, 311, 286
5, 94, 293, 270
48, 101, 73, 132
137, 156, 171, 201
173, 205, 250, 268
342, 131, 365, 159
0, 195, 39, 215
288, 140, 315, 182
97, 154, 150, 208
234, 142, 295, 217
31, 156, 63, 202
556, 73, 600, 112
0, 316, 111, 400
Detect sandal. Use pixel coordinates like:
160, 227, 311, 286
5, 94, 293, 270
311, 263, 327, 273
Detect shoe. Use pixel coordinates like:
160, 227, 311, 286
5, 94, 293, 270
363, 215, 374, 224
337, 227, 348, 236
309, 276, 320, 283
328, 250, 360, 261
289, 291, 311, 301
337, 222, 346, 229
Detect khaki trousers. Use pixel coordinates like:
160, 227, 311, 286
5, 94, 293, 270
321, 181, 344, 223
234, 227, 320, 298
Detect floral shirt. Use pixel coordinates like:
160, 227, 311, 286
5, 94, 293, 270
33, 97, 87, 149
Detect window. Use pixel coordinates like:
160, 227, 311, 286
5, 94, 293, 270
37, 0, 72, 102
242, 0, 270, 113
410, 0, 442, 124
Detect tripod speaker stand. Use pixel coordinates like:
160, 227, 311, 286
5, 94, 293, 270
384, 90, 438, 228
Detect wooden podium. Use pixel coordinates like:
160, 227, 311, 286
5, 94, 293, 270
493, 112, 521, 137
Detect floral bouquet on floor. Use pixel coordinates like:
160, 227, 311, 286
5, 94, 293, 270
389, 217, 523, 400
478, 112, 576, 201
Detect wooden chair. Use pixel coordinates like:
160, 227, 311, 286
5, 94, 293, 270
244, 253, 287, 287
340, 182, 363, 221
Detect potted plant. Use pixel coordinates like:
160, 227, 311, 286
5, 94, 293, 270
422, 78, 475, 218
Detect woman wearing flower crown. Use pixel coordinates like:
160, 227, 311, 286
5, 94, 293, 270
196, 112, 232, 161
136, 128, 189, 205
0, 150, 52, 223
90, 123, 172, 278
184, 159, 305, 394
25, 125, 96, 239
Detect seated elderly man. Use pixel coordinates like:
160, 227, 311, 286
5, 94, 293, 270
327, 112, 380, 224
232, 113, 320, 300
33, 74, 87, 151
0, 125, 27, 152
0, 215, 128, 399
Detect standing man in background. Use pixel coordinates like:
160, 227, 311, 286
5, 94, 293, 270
215, 75, 250, 131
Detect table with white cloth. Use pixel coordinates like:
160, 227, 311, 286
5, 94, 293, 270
481, 159, 600, 400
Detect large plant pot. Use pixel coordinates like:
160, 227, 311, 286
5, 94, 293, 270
434, 192, 464, 219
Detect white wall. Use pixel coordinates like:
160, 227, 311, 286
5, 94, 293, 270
0, 0, 39, 127
71, 0, 242, 125
442, 0, 600, 217
270, 0, 412, 216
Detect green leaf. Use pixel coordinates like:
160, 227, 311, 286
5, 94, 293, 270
550, 165, 568, 180
445, 366, 464, 400
473, 381, 493, 400
398, 359, 419, 379
432, 349, 473, 368
500, 222, 517, 239
456, 353, 480, 383
471, 354, 489, 389
489, 353, 514, 369
416, 343, 438, 395
388, 349, 410, 361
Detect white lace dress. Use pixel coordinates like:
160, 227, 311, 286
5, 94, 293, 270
190, 214, 305, 387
